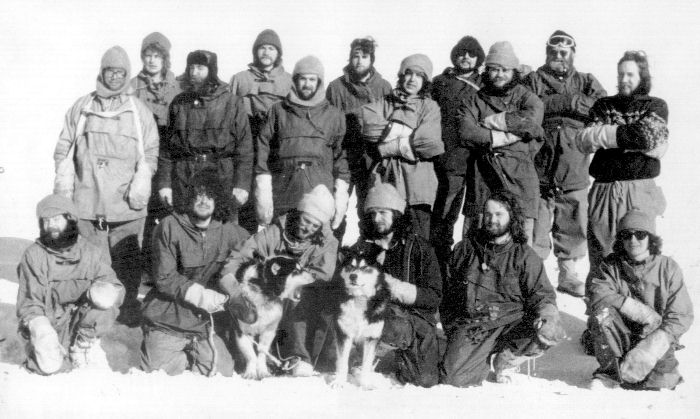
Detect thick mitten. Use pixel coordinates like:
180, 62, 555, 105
619, 329, 672, 383
534, 304, 567, 347
619, 297, 662, 338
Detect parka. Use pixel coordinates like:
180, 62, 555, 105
256, 97, 349, 215
157, 83, 254, 209
361, 92, 444, 208
457, 83, 544, 218
588, 253, 693, 342
230, 64, 293, 124
17, 236, 121, 328
141, 213, 249, 336
524, 66, 607, 193
130, 70, 183, 131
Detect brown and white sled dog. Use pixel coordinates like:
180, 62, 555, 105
331, 247, 391, 389
234, 255, 314, 380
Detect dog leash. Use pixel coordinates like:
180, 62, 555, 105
206, 313, 218, 377
246, 338, 299, 372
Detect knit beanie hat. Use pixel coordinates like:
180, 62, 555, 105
141, 32, 171, 55
97, 46, 131, 97
293, 55, 324, 81
349, 36, 377, 63
450, 36, 485, 68
619, 210, 656, 235
297, 184, 335, 225
364, 183, 406, 214
253, 29, 283, 57
485, 41, 519, 70
547, 30, 576, 51
398, 54, 433, 82
36, 194, 78, 220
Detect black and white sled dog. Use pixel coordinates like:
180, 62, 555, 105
331, 246, 391, 389
234, 254, 314, 380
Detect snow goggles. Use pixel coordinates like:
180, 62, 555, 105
618, 230, 649, 241
547, 35, 576, 48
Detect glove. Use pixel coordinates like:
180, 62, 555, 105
377, 122, 416, 161
158, 187, 173, 207
232, 187, 249, 206
384, 273, 417, 305
280, 270, 315, 302
27, 316, 65, 375
619, 297, 662, 338
222, 279, 257, 324
127, 162, 152, 210
534, 304, 567, 347
254, 174, 274, 226
619, 329, 672, 383
491, 131, 522, 148
331, 179, 350, 230
183, 282, 228, 313
575, 123, 618, 153
88, 281, 123, 309
618, 112, 669, 151
504, 112, 544, 140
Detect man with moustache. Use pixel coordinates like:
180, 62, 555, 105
587, 210, 693, 390
327, 36, 392, 237
360, 54, 444, 240
130, 32, 183, 283
157, 50, 254, 223
524, 31, 607, 297
255, 56, 350, 232
230, 30, 293, 233
53, 46, 159, 326
441, 190, 564, 387
221, 185, 339, 377
430, 35, 485, 270
17, 194, 124, 374
575, 51, 669, 278
456, 41, 544, 243
140, 172, 252, 376
349, 183, 443, 387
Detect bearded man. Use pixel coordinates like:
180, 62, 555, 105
524, 30, 607, 297
441, 190, 565, 387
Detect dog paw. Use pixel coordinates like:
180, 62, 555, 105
242, 367, 258, 380
329, 378, 349, 389
256, 365, 272, 379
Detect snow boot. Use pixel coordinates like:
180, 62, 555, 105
69, 328, 109, 370
556, 258, 584, 297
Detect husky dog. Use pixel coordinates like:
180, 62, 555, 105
234, 254, 314, 379
331, 246, 391, 389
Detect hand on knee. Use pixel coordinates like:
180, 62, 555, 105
88, 281, 124, 309
28, 316, 65, 375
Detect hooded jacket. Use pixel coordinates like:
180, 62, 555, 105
141, 213, 249, 336
524, 65, 607, 192
230, 64, 293, 126
589, 253, 693, 341
256, 93, 349, 215
158, 79, 254, 210
17, 236, 121, 328
457, 83, 544, 218
130, 70, 183, 130
361, 91, 444, 208
54, 47, 159, 222
431, 68, 482, 174
441, 233, 557, 333
221, 213, 339, 283
327, 67, 393, 184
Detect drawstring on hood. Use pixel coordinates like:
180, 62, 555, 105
96, 46, 132, 98
289, 55, 326, 107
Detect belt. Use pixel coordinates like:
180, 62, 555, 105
181, 152, 223, 163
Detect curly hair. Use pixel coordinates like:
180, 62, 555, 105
612, 231, 663, 256
618, 50, 652, 95
475, 190, 528, 244
180, 169, 231, 222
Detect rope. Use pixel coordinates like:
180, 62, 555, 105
206, 313, 218, 377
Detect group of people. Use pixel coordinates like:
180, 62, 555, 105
15, 28, 692, 391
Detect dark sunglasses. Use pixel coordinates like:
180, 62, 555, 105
619, 230, 649, 241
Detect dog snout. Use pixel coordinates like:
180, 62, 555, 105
349, 273, 358, 285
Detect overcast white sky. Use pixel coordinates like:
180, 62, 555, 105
1, 0, 699, 247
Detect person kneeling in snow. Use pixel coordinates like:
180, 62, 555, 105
440, 190, 565, 386
17, 194, 124, 375
140, 171, 251, 376
587, 210, 693, 390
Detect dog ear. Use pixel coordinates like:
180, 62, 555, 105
236, 259, 259, 286
375, 272, 392, 300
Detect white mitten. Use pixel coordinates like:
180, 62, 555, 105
232, 187, 249, 206
158, 187, 173, 207
254, 174, 274, 225
575, 124, 618, 153
331, 179, 350, 230
28, 316, 64, 375
184, 283, 228, 313
491, 131, 522, 148
88, 281, 123, 309
127, 162, 152, 210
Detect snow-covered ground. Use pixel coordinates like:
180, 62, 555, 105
1, 0, 700, 417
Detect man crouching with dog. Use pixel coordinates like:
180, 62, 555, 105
140, 170, 253, 376
348, 182, 443, 387
440, 190, 566, 386
220, 184, 339, 377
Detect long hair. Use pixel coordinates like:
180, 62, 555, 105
141, 43, 171, 77
285, 209, 325, 245
181, 169, 231, 222
618, 50, 652, 95
474, 190, 528, 244
359, 209, 410, 241
612, 231, 663, 256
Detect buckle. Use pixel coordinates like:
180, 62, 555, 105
95, 216, 107, 231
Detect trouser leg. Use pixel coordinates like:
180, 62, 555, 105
440, 325, 505, 387
431, 173, 466, 271
407, 205, 432, 242
140, 328, 189, 375
552, 188, 588, 260
531, 196, 554, 260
